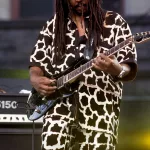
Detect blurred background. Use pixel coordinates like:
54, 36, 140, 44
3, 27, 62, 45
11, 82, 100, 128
0, 0, 150, 150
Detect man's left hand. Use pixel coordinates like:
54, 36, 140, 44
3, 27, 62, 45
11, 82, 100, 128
93, 53, 122, 76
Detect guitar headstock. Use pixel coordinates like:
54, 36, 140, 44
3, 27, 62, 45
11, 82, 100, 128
134, 31, 150, 44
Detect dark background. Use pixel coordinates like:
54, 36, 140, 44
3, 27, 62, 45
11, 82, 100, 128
0, 0, 150, 150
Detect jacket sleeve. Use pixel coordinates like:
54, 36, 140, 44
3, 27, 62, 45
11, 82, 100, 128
29, 17, 55, 76
114, 13, 138, 81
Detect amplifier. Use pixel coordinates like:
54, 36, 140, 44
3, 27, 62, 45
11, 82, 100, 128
0, 94, 42, 123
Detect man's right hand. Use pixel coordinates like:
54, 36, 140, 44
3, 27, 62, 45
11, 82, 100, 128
29, 67, 57, 96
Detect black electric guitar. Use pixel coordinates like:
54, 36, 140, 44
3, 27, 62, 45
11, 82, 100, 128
27, 31, 150, 121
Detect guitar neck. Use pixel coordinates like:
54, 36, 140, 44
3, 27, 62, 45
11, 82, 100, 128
57, 36, 133, 88
104, 36, 133, 56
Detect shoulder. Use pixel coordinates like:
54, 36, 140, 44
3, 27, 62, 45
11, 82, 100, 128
41, 14, 56, 32
104, 10, 128, 26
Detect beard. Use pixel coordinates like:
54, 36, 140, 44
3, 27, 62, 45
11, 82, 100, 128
71, 2, 90, 17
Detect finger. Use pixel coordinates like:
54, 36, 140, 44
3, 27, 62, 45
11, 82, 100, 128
109, 55, 116, 60
49, 80, 56, 86
40, 90, 55, 96
99, 53, 109, 61
40, 89, 47, 96
92, 63, 103, 71
49, 78, 56, 82
40, 88, 56, 96
94, 56, 107, 67
92, 63, 100, 70
44, 84, 57, 91
40, 84, 56, 93
100, 54, 115, 66
93, 58, 109, 71
41, 77, 56, 85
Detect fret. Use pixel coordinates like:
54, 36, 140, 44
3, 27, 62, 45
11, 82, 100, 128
88, 60, 92, 68
71, 71, 74, 78
68, 72, 72, 81
72, 70, 76, 78
61, 76, 64, 87
115, 45, 120, 51
57, 76, 64, 88
79, 65, 82, 74
107, 47, 112, 56
107, 36, 133, 56
77, 68, 79, 74
86, 61, 90, 69
119, 41, 125, 49
56, 79, 59, 88
57, 78, 60, 87
107, 50, 111, 56
61, 76, 64, 86
106, 48, 113, 56
82, 63, 85, 71
69, 71, 73, 80
64, 74, 68, 83
82, 63, 88, 72
91, 59, 94, 65
72, 71, 75, 79
81, 64, 84, 72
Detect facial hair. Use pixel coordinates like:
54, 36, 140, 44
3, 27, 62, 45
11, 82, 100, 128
71, 2, 90, 16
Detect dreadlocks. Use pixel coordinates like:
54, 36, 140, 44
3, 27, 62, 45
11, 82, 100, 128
54, 0, 105, 60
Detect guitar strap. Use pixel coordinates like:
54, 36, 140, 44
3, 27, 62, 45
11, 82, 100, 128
83, 33, 94, 60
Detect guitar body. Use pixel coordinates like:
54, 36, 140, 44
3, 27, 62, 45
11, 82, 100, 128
27, 57, 86, 121
27, 86, 74, 121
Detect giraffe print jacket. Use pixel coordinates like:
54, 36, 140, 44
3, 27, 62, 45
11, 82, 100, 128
29, 11, 137, 143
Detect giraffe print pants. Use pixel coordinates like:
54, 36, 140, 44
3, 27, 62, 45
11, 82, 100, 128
41, 116, 116, 150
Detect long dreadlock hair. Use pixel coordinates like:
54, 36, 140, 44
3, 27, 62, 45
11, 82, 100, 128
54, 0, 105, 60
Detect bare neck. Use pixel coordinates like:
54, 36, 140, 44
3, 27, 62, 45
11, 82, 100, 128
72, 15, 86, 37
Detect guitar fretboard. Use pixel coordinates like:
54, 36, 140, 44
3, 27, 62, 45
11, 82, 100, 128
104, 37, 133, 56
57, 36, 133, 88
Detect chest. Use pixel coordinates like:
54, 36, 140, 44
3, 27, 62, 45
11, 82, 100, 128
50, 22, 116, 75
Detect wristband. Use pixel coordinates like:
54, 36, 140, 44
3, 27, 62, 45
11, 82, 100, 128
117, 66, 126, 78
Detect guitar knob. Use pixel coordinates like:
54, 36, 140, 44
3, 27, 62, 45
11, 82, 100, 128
86, 56, 90, 60
35, 109, 41, 114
